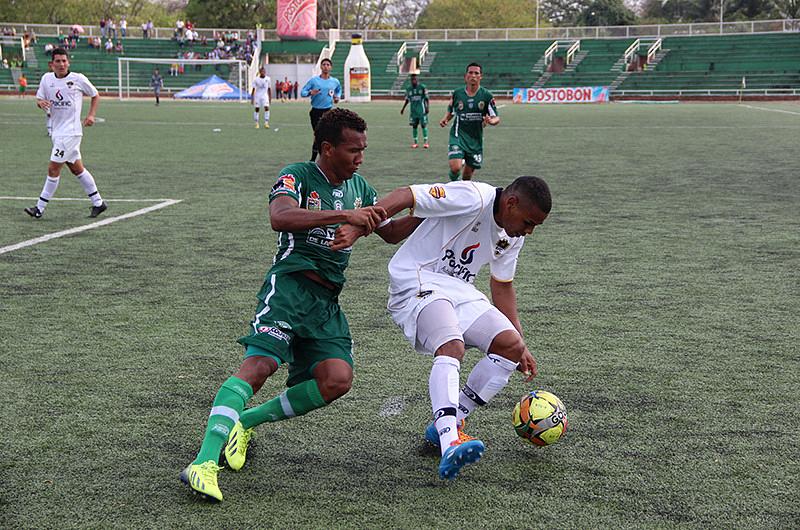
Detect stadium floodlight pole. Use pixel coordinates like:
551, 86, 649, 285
720, 0, 724, 33
338, 0, 341, 29
535, 1, 540, 39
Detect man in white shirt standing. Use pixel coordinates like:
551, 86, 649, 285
332, 176, 551, 480
26, 48, 107, 219
251, 67, 271, 129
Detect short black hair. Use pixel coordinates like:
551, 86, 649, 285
507, 176, 552, 214
466, 62, 482, 73
314, 108, 367, 151
51, 47, 69, 59
320, 58, 332, 66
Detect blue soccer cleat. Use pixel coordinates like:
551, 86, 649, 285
425, 419, 472, 448
438, 439, 485, 480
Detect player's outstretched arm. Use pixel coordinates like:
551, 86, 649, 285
270, 195, 386, 233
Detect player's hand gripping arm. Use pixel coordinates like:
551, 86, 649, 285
83, 94, 99, 127
491, 278, 537, 381
270, 195, 387, 233
36, 98, 50, 111
330, 186, 418, 250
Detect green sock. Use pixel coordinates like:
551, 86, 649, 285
193, 376, 254, 465
422, 127, 428, 142
412, 126, 419, 143
240, 379, 327, 429
448, 169, 460, 181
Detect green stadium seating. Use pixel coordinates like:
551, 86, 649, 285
618, 33, 800, 92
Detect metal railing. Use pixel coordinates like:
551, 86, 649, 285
2, 19, 798, 42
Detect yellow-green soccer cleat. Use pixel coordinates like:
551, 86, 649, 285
224, 421, 254, 471
180, 461, 223, 501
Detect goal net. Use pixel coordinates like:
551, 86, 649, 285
117, 57, 249, 101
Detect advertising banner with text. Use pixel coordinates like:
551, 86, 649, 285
513, 86, 610, 104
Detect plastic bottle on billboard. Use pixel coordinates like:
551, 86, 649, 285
344, 33, 371, 102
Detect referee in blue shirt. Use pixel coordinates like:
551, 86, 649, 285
301, 58, 342, 161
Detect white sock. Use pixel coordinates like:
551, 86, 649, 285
430, 355, 461, 455
253, 110, 258, 122
457, 353, 519, 422
264, 110, 270, 122
37, 176, 60, 211
76, 169, 103, 206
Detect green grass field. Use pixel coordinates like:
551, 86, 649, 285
1, 97, 798, 528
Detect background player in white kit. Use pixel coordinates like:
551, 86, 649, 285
332, 176, 551, 480
26, 47, 107, 219
251, 67, 271, 129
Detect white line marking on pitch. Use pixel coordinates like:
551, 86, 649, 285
0, 197, 176, 202
741, 104, 800, 116
379, 396, 408, 418
0, 199, 182, 255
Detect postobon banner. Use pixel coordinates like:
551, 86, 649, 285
513, 86, 610, 104
277, 0, 317, 40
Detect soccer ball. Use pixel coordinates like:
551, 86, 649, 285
512, 390, 568, 446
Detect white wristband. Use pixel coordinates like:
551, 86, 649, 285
377, 218, 392, 228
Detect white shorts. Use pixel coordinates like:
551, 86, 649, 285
50, 135, 82, 164
253, 96, 269, 108
388, 272, 515, 354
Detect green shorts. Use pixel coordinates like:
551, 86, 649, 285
238, 271, 353, 387
448, 142, 483, 169
409, 114, 428, 128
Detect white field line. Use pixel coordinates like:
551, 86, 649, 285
741, 104, 800, 117
0, 198, 181, 256
0, 197, 176, 202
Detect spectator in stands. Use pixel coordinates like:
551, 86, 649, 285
100, 18, 107, 39
120, 16, 127, 38
170, 62, 179, 76
109, 19, 117, 40
105, 38, 113, 54
30, 29, 37, 44
115, 40, 124, 54
142, 21, 148, 39
44, 43, 54, 56
2, 58, 8, 69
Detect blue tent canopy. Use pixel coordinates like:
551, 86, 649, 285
173, 75, 245, 100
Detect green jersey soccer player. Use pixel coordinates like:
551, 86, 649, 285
400, 73, 430, 149
439, 62, 500, 181
181, 109, 419, 502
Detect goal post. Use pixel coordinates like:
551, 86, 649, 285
117, 57, 249, 101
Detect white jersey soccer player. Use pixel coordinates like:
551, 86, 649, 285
26, 48, 107, 219
251, 68, 271, 129
331, 176, 551, 480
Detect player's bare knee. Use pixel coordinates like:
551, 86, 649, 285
435, 339, 465, 361
317, 371, 352, 401
235, 356, 278, 393
489, 330, 525, 362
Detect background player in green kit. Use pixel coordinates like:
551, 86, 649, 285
181, 109, 420, 502
439, 62, 500, 181
400, 72, 429, 149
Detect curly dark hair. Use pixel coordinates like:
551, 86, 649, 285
313, 108, 367, 152
507, 176, 552, 214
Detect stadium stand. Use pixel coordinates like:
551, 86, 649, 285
618, 33, 800, 93
12, 29, 799, 96
542, 38, 635, 88
23, 36, 234, 90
